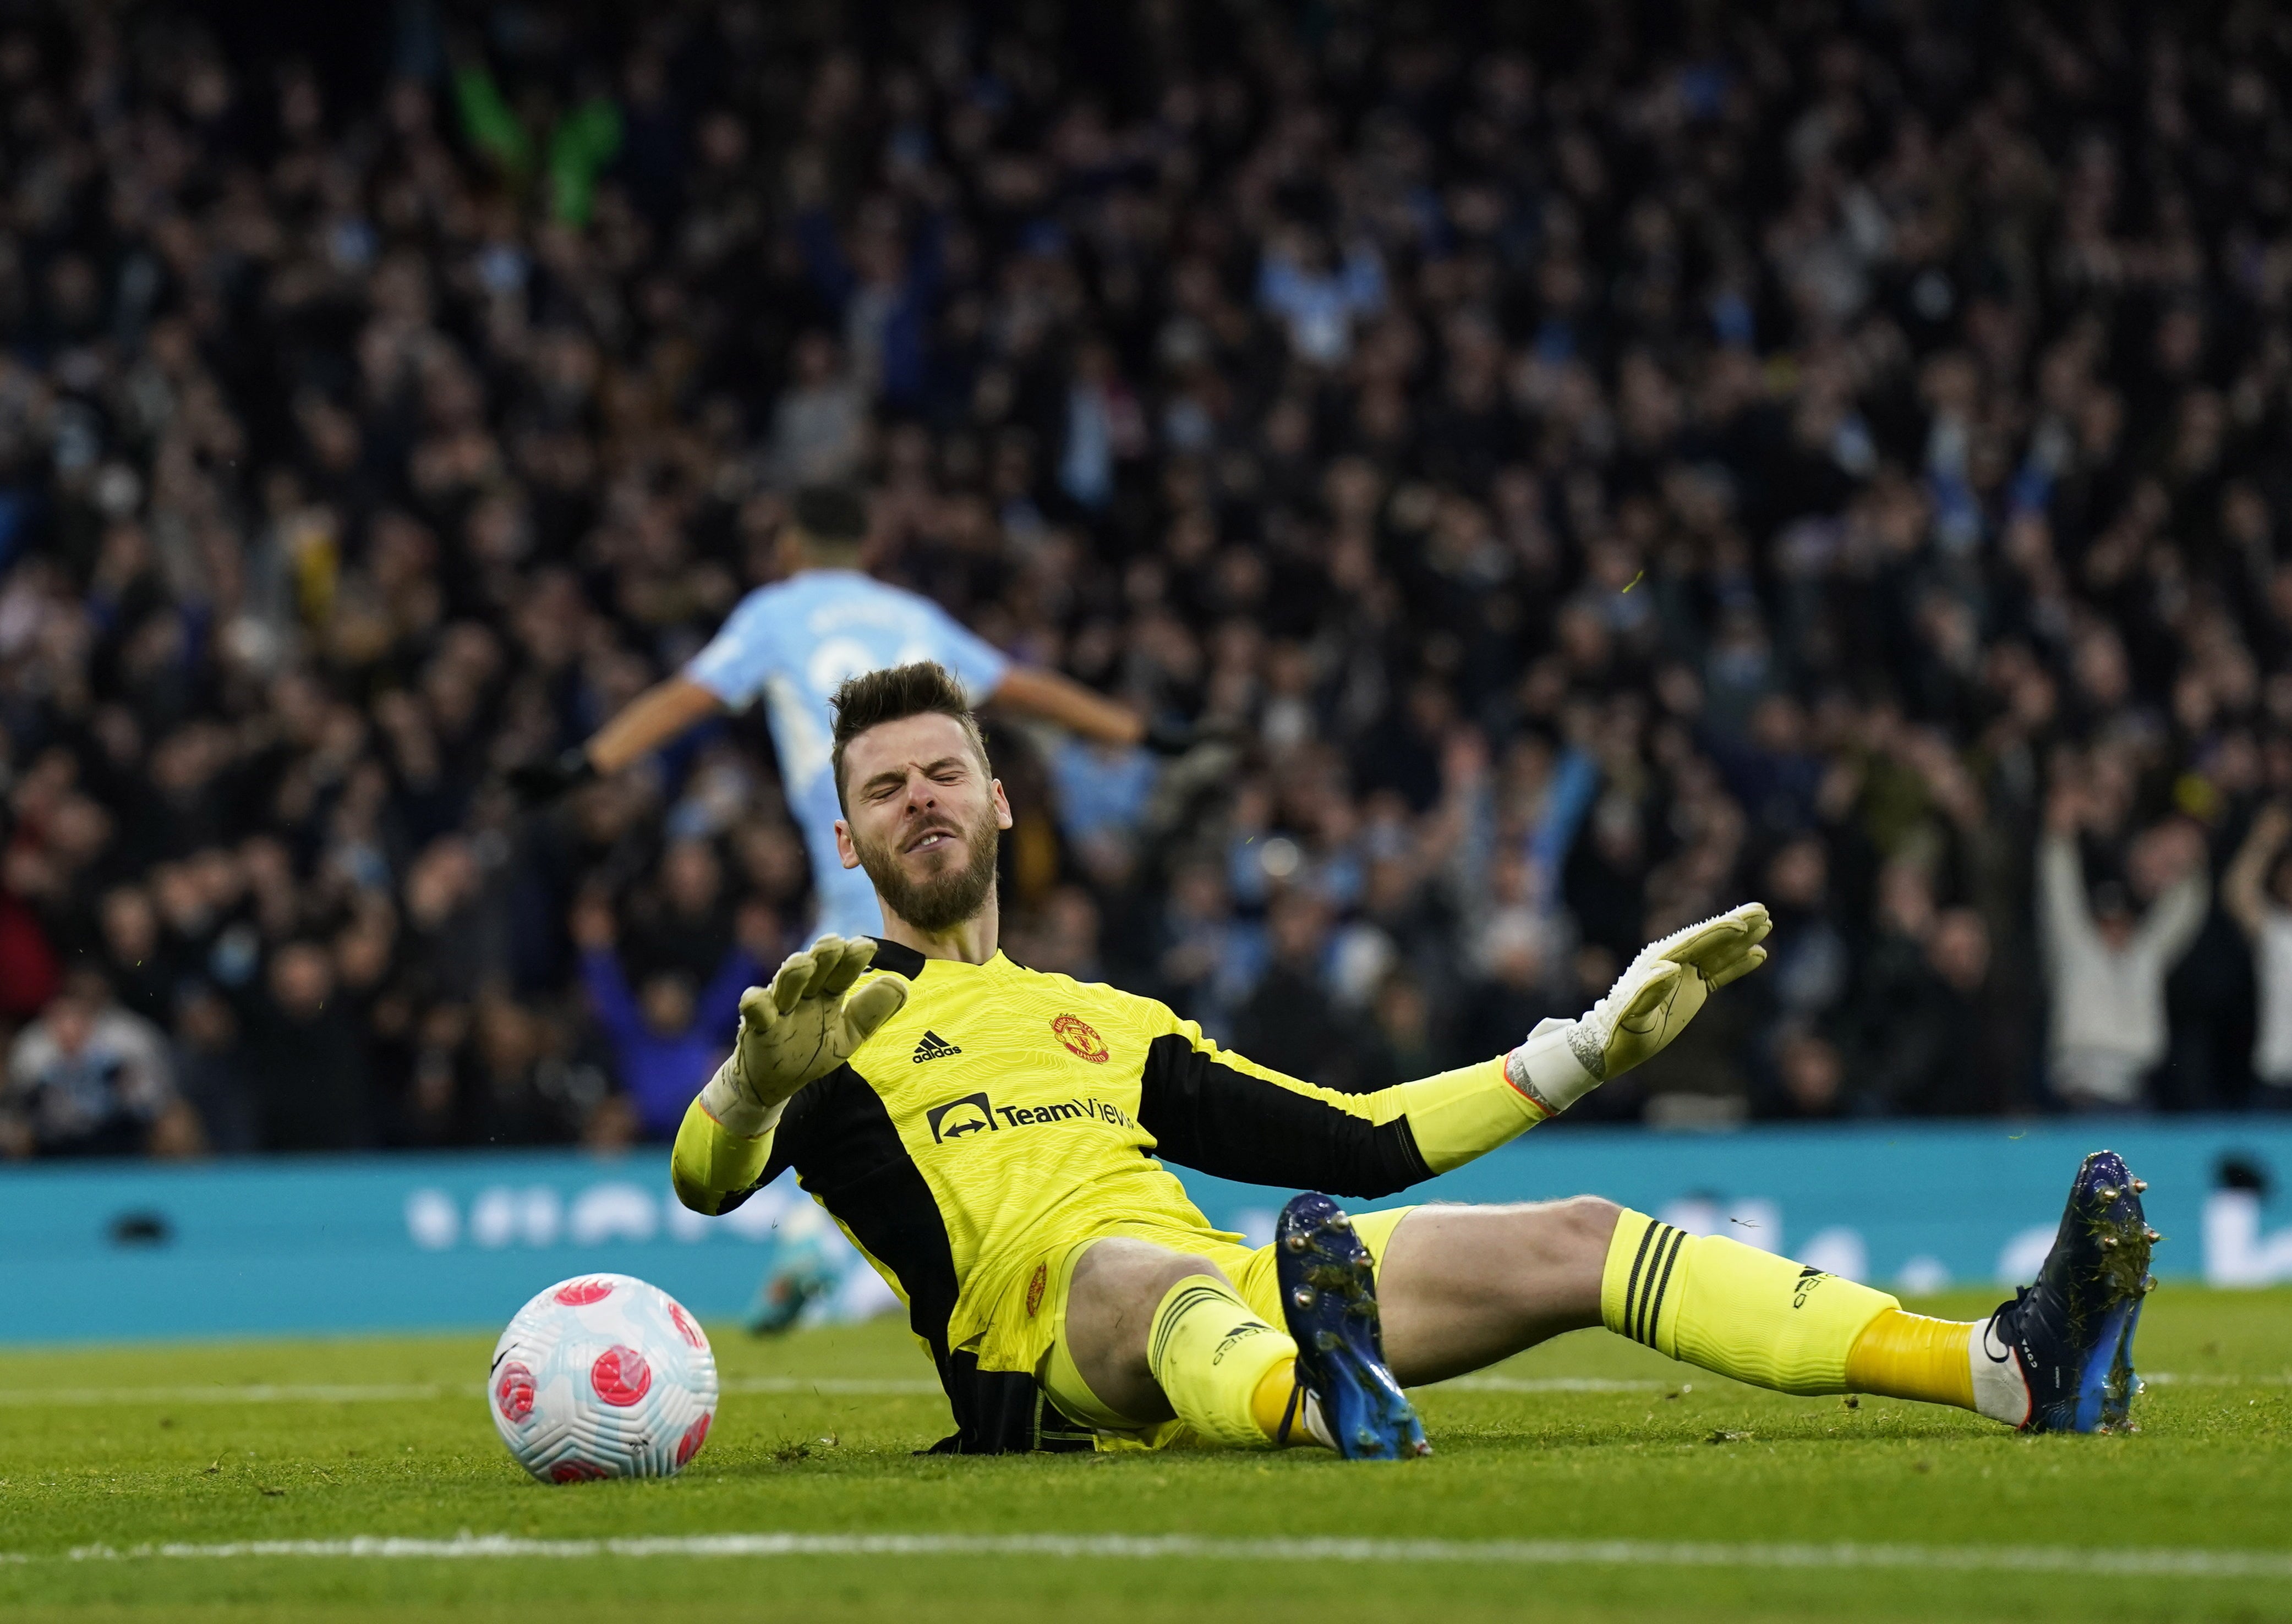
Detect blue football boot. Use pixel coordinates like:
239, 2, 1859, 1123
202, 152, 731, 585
1982, 1149, 2157, 1433
1276, 1192, 1430, 1460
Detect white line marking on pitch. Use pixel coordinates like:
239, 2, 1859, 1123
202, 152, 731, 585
1436, 1373, 2292, 1393
723, 1377, 944, 1396
0, 1375, 1655, 1405
1431, 1377, 1662, 1392
0, 1376, 946, 1407
1, 1372, 2281, 1408
23, 1533, 2292, 1579
1, 1384, 464, 1407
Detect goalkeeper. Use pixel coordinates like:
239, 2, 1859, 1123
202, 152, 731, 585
672, 662, 2155, 1456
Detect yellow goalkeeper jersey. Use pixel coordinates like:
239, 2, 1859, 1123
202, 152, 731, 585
686, 938, 1543, 1452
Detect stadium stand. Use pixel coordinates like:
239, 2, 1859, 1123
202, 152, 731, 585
5, 1, 2292, 1158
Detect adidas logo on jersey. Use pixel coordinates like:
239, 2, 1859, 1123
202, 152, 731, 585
911, 1030, 963, 1063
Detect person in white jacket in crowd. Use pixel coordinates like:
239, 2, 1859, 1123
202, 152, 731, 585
2037, 781, 2209, 1109
3, 972, 189, 1157
2221, 802, 2292, 1110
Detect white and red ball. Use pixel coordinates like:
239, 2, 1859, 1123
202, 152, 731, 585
489, 1274, 718, 1483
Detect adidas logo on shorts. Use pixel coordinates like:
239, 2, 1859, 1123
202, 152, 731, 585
911, 1030, 963, 1063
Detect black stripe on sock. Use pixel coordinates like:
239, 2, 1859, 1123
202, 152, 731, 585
1650, 1228, 1688, 1346
1633, 1225, 1680, 1347
1148, 1283, 1227, 1373
1628, 1222, 1673, 1345
1640, 1227, 1688, 1349
1151, 1284, 1225, 1370
1621, 1219, 1660, 1340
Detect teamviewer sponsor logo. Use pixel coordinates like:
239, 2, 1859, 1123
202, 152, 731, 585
994, 1098, 1130, 1128
925, 1091, 1133, 1144
926, 1093, 998, 1143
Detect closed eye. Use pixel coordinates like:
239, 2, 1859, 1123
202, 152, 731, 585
860, 757, 971, 800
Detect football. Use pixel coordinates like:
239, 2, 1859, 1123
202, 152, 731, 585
488, 1274, 720, 1484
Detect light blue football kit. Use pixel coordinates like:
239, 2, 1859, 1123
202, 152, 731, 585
683, 569, 1011, 940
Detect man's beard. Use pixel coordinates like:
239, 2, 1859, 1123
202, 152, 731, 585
852, 807, 1000, 934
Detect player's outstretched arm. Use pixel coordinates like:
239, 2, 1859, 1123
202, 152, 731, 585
669, 935, 909, 1214
1133, 902, 1770, 1199
507, 676, 725, 805
987, 665, 1148, 748
1380, 901, 1771, 1174
991, 664, 1239, 754
670, 1098, 775, 1216
1502, 901, 1771, 1115
586, 675, 726, 776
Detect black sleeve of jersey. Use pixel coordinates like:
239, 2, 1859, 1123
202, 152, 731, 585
1135, 1033, 1431, 1197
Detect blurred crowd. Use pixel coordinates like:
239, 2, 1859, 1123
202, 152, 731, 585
8, 0, 2292, 1161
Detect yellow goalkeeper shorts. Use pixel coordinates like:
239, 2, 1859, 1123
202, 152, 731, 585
969, 1206, 1418, 1445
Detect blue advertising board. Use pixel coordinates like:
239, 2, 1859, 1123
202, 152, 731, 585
3, 1118, 2291, 1345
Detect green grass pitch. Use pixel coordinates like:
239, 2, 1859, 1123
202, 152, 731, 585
1, 1289, 2286, 1623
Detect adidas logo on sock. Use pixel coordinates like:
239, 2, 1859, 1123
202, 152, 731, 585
911, 1030, 962, 1063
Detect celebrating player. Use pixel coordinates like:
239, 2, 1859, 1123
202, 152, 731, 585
671, 662, 2154, 1457
509, 485, 1168, 941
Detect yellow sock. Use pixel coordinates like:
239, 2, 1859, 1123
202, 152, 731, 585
1845, 1309, 1978, 1409
1601, 1209, 1900, 1394
1247, 1359, 1323, 1446
1144, 1274, 1299, 1449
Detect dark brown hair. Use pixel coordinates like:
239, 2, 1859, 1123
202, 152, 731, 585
829, 661, 990, 814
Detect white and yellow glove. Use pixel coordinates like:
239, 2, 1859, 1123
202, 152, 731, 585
1505, 902, 1771, 1114
696, 935, 911, 1138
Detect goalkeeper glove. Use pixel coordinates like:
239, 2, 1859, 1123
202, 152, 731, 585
697, 935, 911, 1137
1503, 902, 1771, 1115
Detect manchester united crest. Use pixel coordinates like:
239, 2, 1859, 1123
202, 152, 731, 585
1051, 1013, 1110, 1063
